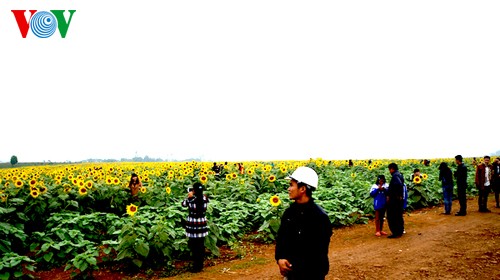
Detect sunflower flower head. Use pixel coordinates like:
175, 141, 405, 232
140, 187, 147, 193
30, 189, 40, 199
270, 195, 281, 207
200, 175, 208, 185
126, 204, 138, 217
165, 186, 171, 195
268, 175, 276, 182
85, 180, 93, 189
413, 176, 422, 184
422, 173, 428, 180
78, 186, 88, 196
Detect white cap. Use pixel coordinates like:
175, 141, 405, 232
285, 166, 318, 189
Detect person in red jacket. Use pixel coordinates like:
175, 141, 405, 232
475, 156, 493, 212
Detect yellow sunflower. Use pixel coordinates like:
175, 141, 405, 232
226, 174, 232, 181
30, 189, 40, 199
29, 179, 37, 187
40, 185, 48, 195
126, 204, 138, 217
422, 173, 428, 180
165, 186, 172, 194
15, 180, 23, 188
413, 176, 422, 184
85, 180, 93, 189
350, 173, 356, 178
78, 186, 88, 196
270, 195, 281, 207
140, 187, 147, 193
268, 175, 276, 182
247, 169, 254, 176
200, 175, 208, 185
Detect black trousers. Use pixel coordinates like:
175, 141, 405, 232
457, 186, 467, 214
387, 200, 404, 236
492, 181, 500, 206
478, 185, 491, 211
188, 237, 205, 271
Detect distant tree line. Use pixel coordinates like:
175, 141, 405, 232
82, 156, 202, 163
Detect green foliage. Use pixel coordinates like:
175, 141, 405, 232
0, 252, 35, 279
0, 158, 482, 275
10, 156, 18, 167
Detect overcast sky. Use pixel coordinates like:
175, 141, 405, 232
1, 1, 499, 163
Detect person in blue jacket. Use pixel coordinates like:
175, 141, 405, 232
370, 175, 389, 237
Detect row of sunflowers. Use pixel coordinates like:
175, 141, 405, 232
0, 157, 480, 278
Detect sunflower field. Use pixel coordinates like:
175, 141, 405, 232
0, 157, 480, 278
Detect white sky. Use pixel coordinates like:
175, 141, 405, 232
1, 1, 499, 163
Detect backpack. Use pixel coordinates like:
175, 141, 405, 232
403, 183, 408, 209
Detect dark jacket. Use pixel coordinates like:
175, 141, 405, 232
493, 162, 500, 183
439, 167, 454, 188
275, 199, 332, 278
388, 171, 404, 203
454, 163, 468, 188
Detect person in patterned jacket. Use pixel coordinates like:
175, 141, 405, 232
182, 182, 209, 272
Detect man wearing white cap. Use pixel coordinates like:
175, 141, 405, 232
275, 166, 332, 280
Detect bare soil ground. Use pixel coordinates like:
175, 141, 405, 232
34, 197, 500, 280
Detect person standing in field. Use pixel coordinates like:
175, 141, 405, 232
128, 173, 142, 203
475, 155, 493, 212
386, 163, 405, 238
438, 162, 454, 215
454, 155, 468, 216
370, 175, 388, 236
492, 157, 500, 208
182, 182, 209, 272
275, 166, 332, 280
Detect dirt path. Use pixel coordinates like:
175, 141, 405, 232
167, 197, 500, 280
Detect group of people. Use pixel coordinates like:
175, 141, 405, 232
369, 163, 409, 238
435, 155, 499, 215
126, 155, 500, 279
179, 166, 333, 279
368, 155, 500, 240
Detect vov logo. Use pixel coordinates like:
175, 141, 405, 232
11, 10, 76, 38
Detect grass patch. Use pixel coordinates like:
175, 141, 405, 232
231, 257, 271, 270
